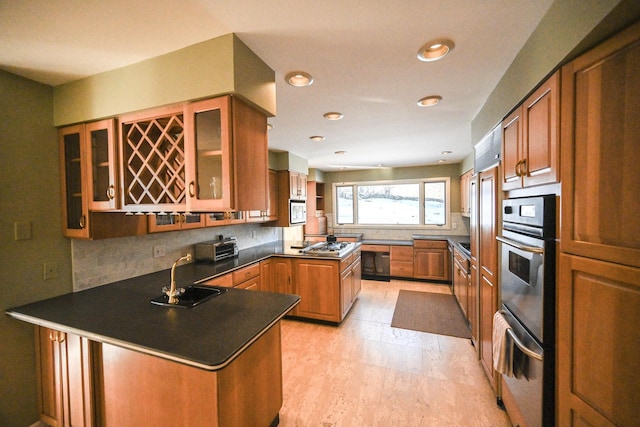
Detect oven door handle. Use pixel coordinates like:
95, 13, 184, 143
506, 328, 543, 361
496, 235, 543, 254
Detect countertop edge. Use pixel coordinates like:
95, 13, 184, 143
7, 297, 301, 371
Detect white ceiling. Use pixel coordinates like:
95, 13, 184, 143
0, 0, 554, 171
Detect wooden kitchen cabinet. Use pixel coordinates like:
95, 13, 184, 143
560, 23, 640, 269
247, 169, 279, 223
287, 171, 307, 200
270, 257, 293, 295
452, 247, 470, 318
184, 96, 268, 212
413, 240, 449, 281
557, 22, 640, 426
292, 258, 340, 322
390, 245, 414, 278
304, 180, 327, 234
119, 104, 187, 212
148, 213, 205, 232
478, 166, 500, 389
60, 121, 146, 239
35, 327, 96, 427
232, 262, 261, 290
502, 71, 559, 191
460, 169, 472, 217
204, 211, 245, 227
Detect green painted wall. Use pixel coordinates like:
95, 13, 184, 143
53, 33, 275, 126
471, 0, 628, 143
0, 70, 72, 426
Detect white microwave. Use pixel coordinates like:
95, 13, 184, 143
289, 200, 307, 224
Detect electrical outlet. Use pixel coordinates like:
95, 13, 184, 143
452, 222, 458, 230
153, 245, 166, 258
43, 262, 58, 280
251, 230, 257, 239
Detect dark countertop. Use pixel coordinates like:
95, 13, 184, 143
6, 246, 302, 371
360, 235, 471, 257
5, 239, 368, 371
361, 239, 413, 246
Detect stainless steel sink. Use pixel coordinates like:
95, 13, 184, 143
150, 285, 226, 308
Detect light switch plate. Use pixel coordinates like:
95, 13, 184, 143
44, 262, 58, 280
14, 221, 32, 240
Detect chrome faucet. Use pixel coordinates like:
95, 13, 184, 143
165, 253, 192, 304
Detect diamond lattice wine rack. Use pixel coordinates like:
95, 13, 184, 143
120, 107, 187, 212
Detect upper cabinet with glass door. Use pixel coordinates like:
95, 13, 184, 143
59, 119, 117, 238
184, 96, 269, 212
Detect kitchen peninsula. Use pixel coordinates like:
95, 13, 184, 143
6, 239, 367, 426
7, 258, 300, 427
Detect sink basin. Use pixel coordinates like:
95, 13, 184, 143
150, 285, 226, 308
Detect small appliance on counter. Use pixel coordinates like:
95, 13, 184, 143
195, 236, 239, 262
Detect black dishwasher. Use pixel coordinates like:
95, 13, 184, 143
361, 250, 390, 281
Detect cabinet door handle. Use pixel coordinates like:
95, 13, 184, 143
188, 181, 196, 197
106, 185, 116, 200
515, 160, 522, 176
520, 158, 527, 176
79, 215, 86, 229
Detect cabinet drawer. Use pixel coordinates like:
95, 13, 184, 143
232, 263, 260, 285
413, 240, 448, 249
340, 253, 354, 271
234, 276, 260, 290
391, 261, 413, 277
201, 274, 233, 288
361, 244, 389, 252
453, 248, 470, 267
390, 245, 413, 261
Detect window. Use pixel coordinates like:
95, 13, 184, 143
334, 178, 450, 228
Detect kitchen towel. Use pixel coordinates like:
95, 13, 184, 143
492, 311, 514, 377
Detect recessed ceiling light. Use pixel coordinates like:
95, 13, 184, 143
441, 150, 452, 155
309, 135, 325, 142
323, 112, 344, 120
285, 71, 313, 87
417, 39, 455, 62
417, 95, 442, 107
438, 159, 446, 163
335, 150, 347, 155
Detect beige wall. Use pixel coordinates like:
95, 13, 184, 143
0, 70, 72, 426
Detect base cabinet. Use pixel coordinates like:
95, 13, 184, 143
37, 324, 283, 427
413, 240, 450, 281
35, 327, 96, 427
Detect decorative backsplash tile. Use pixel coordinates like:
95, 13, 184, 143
72, 224, 281, 291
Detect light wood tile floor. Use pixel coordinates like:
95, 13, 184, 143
278, 279, 511, 427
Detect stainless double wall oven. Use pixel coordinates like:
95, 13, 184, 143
496, 195, 556, 427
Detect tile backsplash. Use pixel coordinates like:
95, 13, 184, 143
71, 223, 281, 291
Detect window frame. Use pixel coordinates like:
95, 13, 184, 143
333, 177, 451, 229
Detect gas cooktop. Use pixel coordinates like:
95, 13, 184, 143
298, 241, 354, 257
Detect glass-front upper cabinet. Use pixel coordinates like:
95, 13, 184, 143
59, 119, 118, 237
60, 124, 89, 238
184, 97, 233, 211
86, 119, 117, 210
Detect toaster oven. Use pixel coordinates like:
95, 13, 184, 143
195, 237, 239, 262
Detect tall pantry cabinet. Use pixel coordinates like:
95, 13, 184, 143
558, 21, 640, 426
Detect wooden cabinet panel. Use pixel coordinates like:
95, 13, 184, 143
293, 259, 340, 322
558, 254, 640, 426
460, 169, 472, 217
148, 213, 205, 233
271, 257, 293, 295
35, 327, 95, 427
248, 170, 278, 222
560, 24, 640, 268
86, 119, 118, 211
502, 71, 559, 190
201, 273, 233, 288
390, 245, 413, 278
260, 259, 272, 292
413, 240, 449, 281
478, 165, 499, 389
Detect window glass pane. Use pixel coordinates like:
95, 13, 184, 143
424, 181, 446, 225
357, 184, 419, 225
336, 185, 354, 224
